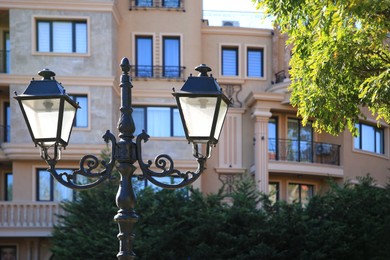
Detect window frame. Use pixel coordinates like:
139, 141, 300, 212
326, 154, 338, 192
133, 106, 185, 137
354, 122, 385, 155
162, 35, 181, 78
268, 181, 280, 203
221, 45, 239, 77
69, 94, 89, 129
287, 117, 314, 162
3, 101, 10, 142
135, 35, 154, 77
268, 117, 278, 160
4, 172, 13, 201
287, 182, 315, 205
246, 45, 265, 79
36, 168, 76, 202
33, 16, 90, 56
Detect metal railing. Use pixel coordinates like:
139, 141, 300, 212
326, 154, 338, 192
0, 202, 64, 228
129, 0, 185, 11
129, 65, 186, 80
268, 138, 341, 165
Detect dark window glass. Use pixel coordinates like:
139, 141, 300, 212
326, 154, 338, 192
69, 95, 88, 128
37, 20, 87, 53
136, 36, 153, 77
133, 107, 184, 137
354, 122, 384, 154
163, 37, 180, 78
288, 183, 314, 205
287, 118, 313, 162
268, 117, 277, 160
5, 173, 13, 201
222, 47, 238, 76
247, 48, 264, 77
3, 102, 10, 142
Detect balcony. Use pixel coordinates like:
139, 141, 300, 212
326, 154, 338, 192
0, 202, 64, 237
129, 65, 186, 80
268, 138, 341, 166
129, 0, 185, 11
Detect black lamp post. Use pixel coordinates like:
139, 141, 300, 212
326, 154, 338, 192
15, 57, 230, 259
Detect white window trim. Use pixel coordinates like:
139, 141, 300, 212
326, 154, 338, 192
32, 15, 91, 57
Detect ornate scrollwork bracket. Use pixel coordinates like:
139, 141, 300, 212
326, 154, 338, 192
45, 130, 117, 190
136, 130, 206, 189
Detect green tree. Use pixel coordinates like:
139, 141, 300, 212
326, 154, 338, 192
255, 0, 390, 135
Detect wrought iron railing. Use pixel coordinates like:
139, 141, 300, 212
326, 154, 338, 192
129, 0, 185, 11
268, 138, 341, 165
129, 65, 186, 80
0, 50, 10, 73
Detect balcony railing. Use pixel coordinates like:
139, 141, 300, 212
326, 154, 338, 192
268, 138, 341, 166
0, 202, 64, 229
0, 50, 10, 73
129, 0, 185, 11
129, 65, 186, 80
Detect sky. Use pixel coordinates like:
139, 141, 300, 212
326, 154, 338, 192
202, 0, 273, 29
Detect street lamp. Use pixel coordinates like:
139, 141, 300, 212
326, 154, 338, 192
14, 57, 230, 259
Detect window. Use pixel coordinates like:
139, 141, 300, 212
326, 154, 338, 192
0, 246, 16, 260
163, 36, 180, 78
3, 31, 10, 73
4, 173, 12, 201
133, 107, 184, 137
163, 0, 180, 7
268, 117, 278, 160
136, 36, 153, 77
136, 0, 152, 7
3, 102, 10, 142
222, 46, 238, 76
69, 95, 88, 128
36, 19, 87, 53
354, 122, 384, 154
287, 118, 313, 162
37, 169, 74, 201
269, 182, 279, 204
247, 47, 264, 78
288, 183, 314, 205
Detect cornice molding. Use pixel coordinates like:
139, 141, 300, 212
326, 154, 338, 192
0, 74, 115, 87
202, 26, 273, 37
0, 0, 121, 24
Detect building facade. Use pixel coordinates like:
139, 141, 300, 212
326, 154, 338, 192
0, 0, 389, 259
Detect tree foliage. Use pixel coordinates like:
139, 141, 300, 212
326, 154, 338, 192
255, 0, 390, 135
51, 175, 390, 259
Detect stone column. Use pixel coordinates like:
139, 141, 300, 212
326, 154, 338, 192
252, 109, 272, 194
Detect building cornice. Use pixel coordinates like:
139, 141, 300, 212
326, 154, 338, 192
0, 74, 115, 87
0, 0, 121, 24
202, 26, 273, 37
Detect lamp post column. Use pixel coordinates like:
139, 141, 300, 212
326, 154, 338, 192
114, 58, 138, 260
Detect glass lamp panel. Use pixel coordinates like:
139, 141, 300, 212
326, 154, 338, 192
21, 98, 61, 141
179, 96, 218, 140
61, 100, 77, 143
213, 100, 228, 140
